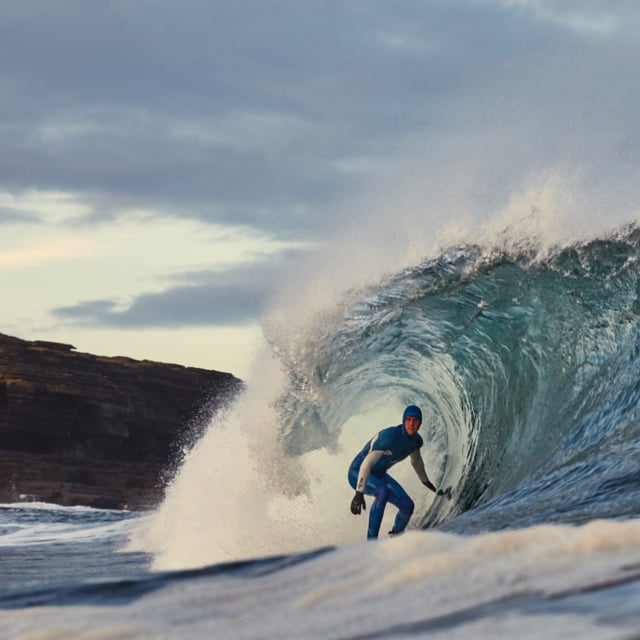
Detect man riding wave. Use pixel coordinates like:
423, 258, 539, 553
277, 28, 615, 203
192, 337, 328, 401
348, 405, 437, 539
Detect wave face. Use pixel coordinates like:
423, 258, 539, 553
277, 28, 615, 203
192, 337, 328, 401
272, 225, 640, 533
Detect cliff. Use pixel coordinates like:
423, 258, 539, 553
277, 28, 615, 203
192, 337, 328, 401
0, 332, 243, 509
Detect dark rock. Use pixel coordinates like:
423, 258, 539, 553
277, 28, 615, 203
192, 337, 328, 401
0, 332, 243, 509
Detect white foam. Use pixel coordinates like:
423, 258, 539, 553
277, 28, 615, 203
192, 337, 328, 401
0, 516, 141, 548
128, 359, 423, 569
10, 519, 640, 639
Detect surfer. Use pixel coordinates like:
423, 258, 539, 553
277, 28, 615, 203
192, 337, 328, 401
348, 405, 437, 539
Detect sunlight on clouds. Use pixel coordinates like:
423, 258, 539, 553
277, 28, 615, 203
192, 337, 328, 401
0, 189, 308, 289
169, 110, 318, 154
0, 190, 91, 221
0, 236, 98, 270
37, 118, 112, 143
103, 209, 311, 278
0, 192, 307, 372
498, 0, 620, 36
376, 30, 436, 55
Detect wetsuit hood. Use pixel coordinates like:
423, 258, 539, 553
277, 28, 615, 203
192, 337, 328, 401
401, 405, 422, 437
402, 405, 422, 423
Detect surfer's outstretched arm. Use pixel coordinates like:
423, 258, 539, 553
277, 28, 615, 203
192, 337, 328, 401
410, 450, 436, 492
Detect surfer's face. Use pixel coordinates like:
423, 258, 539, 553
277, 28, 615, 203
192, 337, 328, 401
404, 415, 421, 435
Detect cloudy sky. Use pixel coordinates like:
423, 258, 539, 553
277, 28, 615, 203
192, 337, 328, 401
2, 1, 640, 377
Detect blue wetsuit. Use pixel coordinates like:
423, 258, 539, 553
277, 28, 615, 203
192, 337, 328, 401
348, 422, 424, 539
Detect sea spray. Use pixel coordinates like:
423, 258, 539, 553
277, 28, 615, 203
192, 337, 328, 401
128, 349, 416, 569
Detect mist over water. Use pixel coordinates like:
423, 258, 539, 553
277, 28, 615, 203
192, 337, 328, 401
133, 353, 427, 569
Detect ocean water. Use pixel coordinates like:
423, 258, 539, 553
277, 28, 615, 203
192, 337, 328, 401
3, 225, 640, 638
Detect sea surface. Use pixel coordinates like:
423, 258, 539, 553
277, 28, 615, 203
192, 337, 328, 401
3, 227, 640, 638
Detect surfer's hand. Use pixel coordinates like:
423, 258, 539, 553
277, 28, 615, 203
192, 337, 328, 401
436, 487, 453, 500
423, 480, 436, 493
351, 491, 366, 515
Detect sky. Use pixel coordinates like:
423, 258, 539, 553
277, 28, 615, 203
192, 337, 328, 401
2, 0, 640, 379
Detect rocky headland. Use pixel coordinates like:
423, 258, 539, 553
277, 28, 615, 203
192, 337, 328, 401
0, 332, 242, 510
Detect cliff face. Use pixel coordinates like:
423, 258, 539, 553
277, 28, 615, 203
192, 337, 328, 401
0, 333, 242, 509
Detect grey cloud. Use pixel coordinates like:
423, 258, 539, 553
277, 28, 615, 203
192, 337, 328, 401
51, 251, 306, 328
2, 1, 640, 240
0, 5, 581, 223
53, 283, 266, 328
0, 207, 41, 224
6, 1, 639, 342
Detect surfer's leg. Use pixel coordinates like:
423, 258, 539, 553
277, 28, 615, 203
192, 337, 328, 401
385, 475, 414, 534
348, 466, 389, 539
367, 479, 390, 540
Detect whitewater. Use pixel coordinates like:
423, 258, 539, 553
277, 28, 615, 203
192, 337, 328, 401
3, 200, 640, 638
